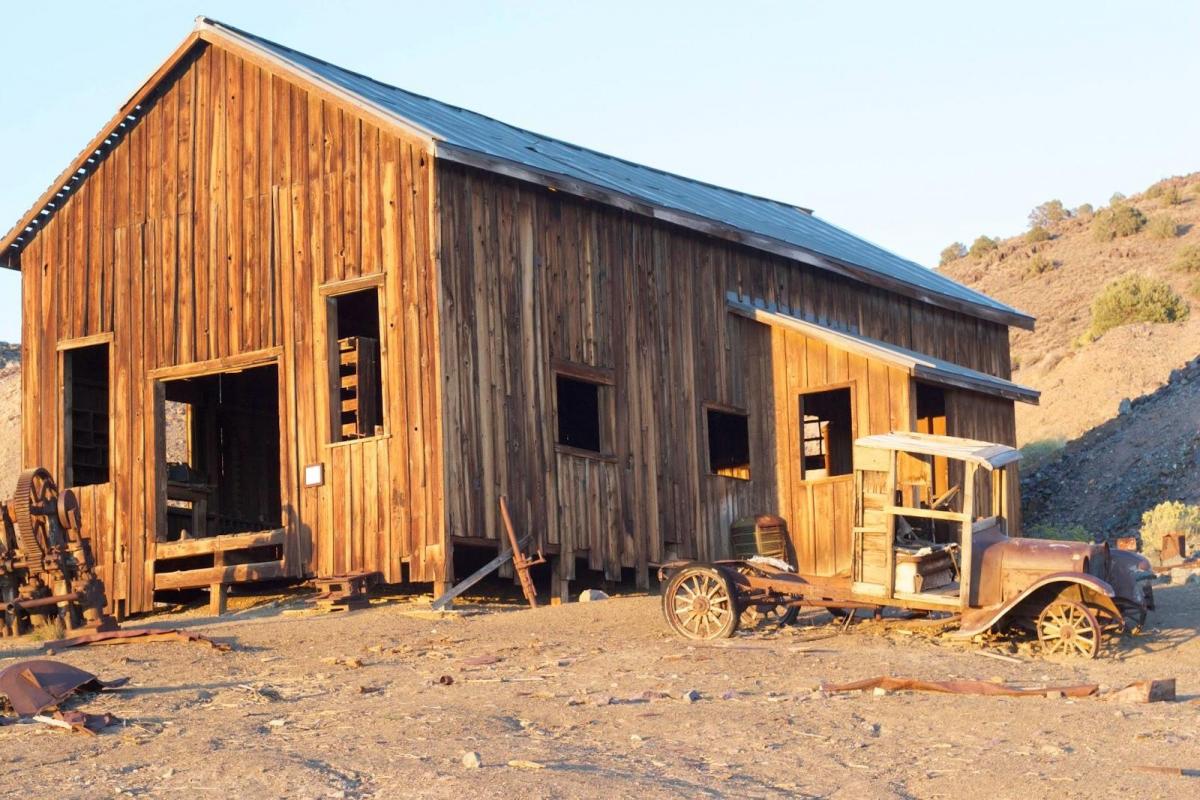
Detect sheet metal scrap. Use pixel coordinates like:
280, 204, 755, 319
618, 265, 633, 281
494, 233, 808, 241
43, 627, 231, 652
0, 659, 128, 716
822, 676, 1099, 698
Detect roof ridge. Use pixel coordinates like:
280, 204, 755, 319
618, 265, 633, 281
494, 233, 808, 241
197, 16, 818, 217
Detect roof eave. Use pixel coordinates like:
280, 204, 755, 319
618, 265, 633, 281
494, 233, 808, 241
438, 142, 1036, 332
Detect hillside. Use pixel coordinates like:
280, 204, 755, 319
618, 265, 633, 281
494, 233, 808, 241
941, 173, 1200, 538
0, 355, 18, 498
941, 174, 1200, 446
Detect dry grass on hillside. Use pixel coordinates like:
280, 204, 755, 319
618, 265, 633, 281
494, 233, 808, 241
941, 174, 1200, 445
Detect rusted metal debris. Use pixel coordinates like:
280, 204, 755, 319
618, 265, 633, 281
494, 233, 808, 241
500, 497, 545, 609
0, 659, 127, 716
821, 676, 1099, 698
42, 627, 231, 652
0, 467, 117, 638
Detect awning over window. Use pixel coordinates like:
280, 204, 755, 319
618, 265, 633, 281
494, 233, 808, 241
726, 292, 1040, 405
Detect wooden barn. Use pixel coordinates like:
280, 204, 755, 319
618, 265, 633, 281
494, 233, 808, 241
1, 18, 1038, 614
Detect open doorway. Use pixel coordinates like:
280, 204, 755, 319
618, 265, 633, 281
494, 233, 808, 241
161, 365, 281, 542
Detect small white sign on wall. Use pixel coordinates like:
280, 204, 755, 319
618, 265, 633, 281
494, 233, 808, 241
304, 463, 325, 487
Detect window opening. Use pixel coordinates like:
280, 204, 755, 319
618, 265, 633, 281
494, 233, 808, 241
799, 387, 852, 480
64, 343, 110, 486
706, 409, 750, 479
556, 375, 601, 453
329, 288, 384, 442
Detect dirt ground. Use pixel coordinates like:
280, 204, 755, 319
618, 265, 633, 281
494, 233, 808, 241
1, 580, 1198, 800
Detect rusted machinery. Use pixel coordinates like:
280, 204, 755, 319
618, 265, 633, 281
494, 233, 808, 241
0, 468, 115, 638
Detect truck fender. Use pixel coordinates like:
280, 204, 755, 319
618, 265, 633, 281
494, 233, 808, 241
958, 572, 1118, 637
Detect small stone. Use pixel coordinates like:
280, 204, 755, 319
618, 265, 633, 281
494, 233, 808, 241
682, 689, 701, 703
1040, 743, 1067, 757
861, 722, 880, 737
872, 687, 889, 697
461, 751, 482, 769
1118, 398, 1132, 416
578, 589, 609, 602
267, 718, 286, 728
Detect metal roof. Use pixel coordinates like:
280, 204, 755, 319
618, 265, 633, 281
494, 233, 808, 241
197, 18, 1033, 330
854, 432, 1022, 470
727, 292, 1040, 405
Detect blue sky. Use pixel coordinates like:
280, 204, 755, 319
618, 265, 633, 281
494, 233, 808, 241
1, 1, 1197, 342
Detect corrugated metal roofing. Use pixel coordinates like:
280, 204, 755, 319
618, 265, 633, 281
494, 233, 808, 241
854, 432, 1022, 470
200, 18, 1033, 329
727, 292, 1040, 405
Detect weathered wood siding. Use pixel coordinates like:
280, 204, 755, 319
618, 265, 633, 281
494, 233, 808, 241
437, 163, 1019, 584
19, 41, 443, 612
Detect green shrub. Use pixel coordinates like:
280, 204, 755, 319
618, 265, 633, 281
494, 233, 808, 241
1191, 277, 1200, 300
939, 242, 967, 266
969, 235, 999, 259
1020, 438, 1065, 473
1140, 501, 1200, 563
1029, 199, 1069, 228
1173, 244, 1200, 273
1145, 182, 1165, 199
1091, 203, 1146, 241
1087, 274, 1189, 339
1025, 254, 1056, 276
1163, 184, 1183, 205
1075, 202, 1095, 219
1148, 215, 1180, 240
1026, 523, 1092, 543
1110, 191, 1127, 205
1025, 226, 1052, 243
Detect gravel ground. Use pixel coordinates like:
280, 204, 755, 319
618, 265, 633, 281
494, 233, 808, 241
1, 581, 1198, 799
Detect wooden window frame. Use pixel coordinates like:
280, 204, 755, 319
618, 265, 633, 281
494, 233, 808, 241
551, 360, 616, 462
59, 333, 114, 488
702, 401, 751, 482
797, 379, 858, 486
320, 274, 390, 446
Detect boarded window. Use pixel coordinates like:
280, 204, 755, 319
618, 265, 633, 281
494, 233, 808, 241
328, 288, 384, 442
64, 343, 110, 486
707, 409, 750, 479
800, 387, 852, 479
556, 375, 602, 453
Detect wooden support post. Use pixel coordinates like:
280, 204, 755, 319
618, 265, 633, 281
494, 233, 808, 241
209, 583, 227, 616
210, 550, 227, 616
550, 567, 570, 606
432, 580, 449, 601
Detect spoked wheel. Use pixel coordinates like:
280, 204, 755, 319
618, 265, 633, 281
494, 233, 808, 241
740, 600, 800, 630
1091, 604, 1126, 638
662, 566, 740, 640
734, 565, 799, 629
1036, 600, 1101, 659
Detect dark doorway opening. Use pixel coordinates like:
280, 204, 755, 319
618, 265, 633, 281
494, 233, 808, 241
162, 365, 281, 541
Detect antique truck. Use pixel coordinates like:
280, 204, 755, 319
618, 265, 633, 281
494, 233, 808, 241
660, 432, 1155, 658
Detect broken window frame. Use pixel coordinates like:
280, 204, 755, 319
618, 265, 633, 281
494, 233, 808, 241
322, 276, 388, 445
798, 382, 856, 482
